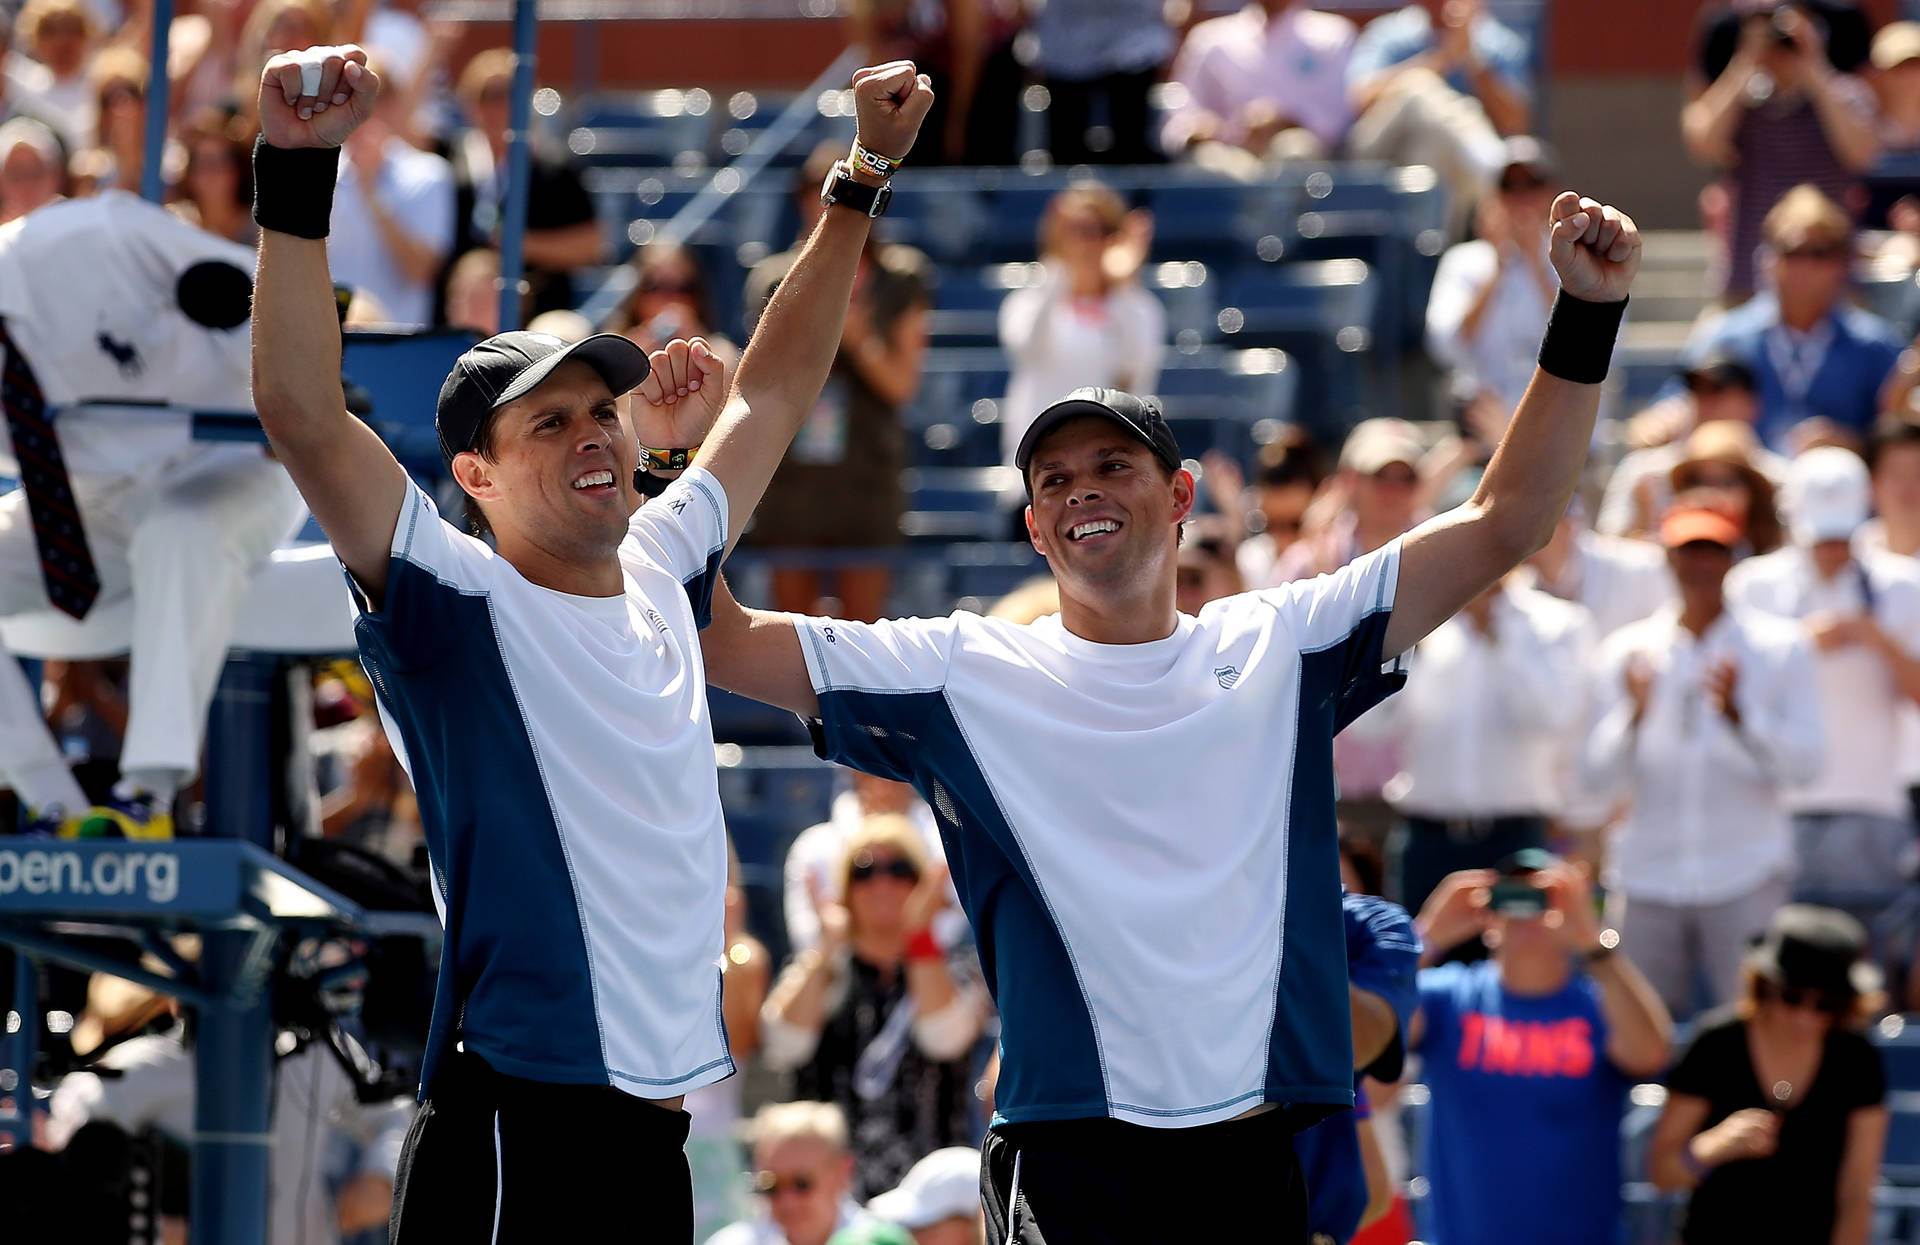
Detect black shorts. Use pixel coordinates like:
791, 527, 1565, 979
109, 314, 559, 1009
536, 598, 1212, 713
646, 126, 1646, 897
981, 1109, 1308, 1244
389, 1050, 694, 1243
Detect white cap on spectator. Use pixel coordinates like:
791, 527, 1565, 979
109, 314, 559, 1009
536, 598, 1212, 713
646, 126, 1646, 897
0, 116, 61, 168
1785, 446, 1871, 544
866, 1147, 981, 1229
1338, 418, 1424, 475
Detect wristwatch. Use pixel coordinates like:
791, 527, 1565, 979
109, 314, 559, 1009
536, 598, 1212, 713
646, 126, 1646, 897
820, 160, 891, 218
1583, 928, 1622, 964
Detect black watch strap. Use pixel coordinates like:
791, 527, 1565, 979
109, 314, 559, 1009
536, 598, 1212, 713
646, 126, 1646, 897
821, 161, 890, 218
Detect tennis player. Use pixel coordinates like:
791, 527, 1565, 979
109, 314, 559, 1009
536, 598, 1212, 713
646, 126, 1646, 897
247, 45, 931, 1240
697, 194, 1641, 1240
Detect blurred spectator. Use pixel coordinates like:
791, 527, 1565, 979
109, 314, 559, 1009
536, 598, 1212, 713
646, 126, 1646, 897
48, 1011, 413, 1245
1582, 507, 1823, 1018
441, 245, 500, 336
761, 816, 989, 1199
1410, 855, 1673, 1245
1861, 414, 1920, 559
1523, 505, 1676, 640
847, 0, 1022, 167
1291, 889, 1421, 1244
1373, 575, 1594, 915
784, 769, 944, 957
1274, 417, 1425, 582
82, 43, 145, 192
1666, 421, 1787, 556
1031, 0, 1173, 165
327, 72, 455, 328
1161, 1, 1357, 171
1728, 447, 1920, 940
1426, 137, 1562, 427
1681, 186, 1902, 450
446, 49, 601, 321
12, 0, 97, 153
1683, 6, 1879, 304
233, 0, 333, 126
1347, 0, 1530, 235
1649, 904, 1888, 1245
1868, 22, 1920, 228
1597, 354, 1789, 539
319, 714, 422, 865
1280, 418, 1427, 844
864, 1147, 982, 1245
0, 115, 62, 222
606, 240, 740, 365
526, 306, 592, 342
1174, 514, 1243, 617
707, 1101, 880, 1245
998, 183, 1164, 466
1, 8, 54, 134
689, 845, 775, 1242
745, 144, 932, 623
167, 108, 254, 245
1222, 430, 1324, 589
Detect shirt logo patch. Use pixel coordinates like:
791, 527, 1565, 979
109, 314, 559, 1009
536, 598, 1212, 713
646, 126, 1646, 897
1214, 665, 1241, 689
97, 331, 143, 377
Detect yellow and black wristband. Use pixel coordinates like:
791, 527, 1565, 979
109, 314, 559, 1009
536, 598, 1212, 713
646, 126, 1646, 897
641, 446, 697, 472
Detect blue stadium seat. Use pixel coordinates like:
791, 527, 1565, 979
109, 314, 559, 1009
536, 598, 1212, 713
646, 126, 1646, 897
1217, 259, 1380, 437
568, 89, 717, 167
1886, 1090, 1920, 1185
1875, 1018, 1920, 1093
1144, 180, 1286, 266
339, 329, 481, 481
902, 466, 1024, 543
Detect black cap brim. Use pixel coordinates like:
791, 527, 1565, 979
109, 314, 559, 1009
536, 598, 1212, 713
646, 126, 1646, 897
1015, 398, 1180, 483
494, 332, 651, 409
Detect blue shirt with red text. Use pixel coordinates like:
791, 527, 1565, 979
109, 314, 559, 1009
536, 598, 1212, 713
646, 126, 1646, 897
1415, 960, 1628, 1245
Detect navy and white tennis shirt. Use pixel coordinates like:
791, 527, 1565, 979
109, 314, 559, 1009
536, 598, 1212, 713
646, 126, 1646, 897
351, 469, 735, 1101
798, 541, 1406, 1128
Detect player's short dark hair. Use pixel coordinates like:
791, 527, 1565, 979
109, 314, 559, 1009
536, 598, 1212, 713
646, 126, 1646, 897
454, 413, 505, 538
1866, 417, 1920, 475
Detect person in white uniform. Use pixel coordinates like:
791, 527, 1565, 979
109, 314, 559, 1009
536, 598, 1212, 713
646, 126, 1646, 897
697, 192, 1645, 1242
0, 191, 307, 839
247, 45, 933, 1240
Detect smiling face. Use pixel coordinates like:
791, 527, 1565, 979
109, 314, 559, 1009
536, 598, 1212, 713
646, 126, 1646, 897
1023, 417, 1194, 605
451, 358, 638, 568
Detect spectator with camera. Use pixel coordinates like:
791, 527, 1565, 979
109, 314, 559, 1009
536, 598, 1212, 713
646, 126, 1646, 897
707, 1102, 883, 1245
1684, 4, 1879, 304
1649, 903, 1888, 1245
1411, 853, 1673, 1245
760, 816, 989, 1200
1582, 505, 1823, 1018
1727, 447, 1920, 942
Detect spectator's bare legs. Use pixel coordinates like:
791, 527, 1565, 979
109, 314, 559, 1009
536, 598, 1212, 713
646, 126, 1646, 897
834, 566, 890, 624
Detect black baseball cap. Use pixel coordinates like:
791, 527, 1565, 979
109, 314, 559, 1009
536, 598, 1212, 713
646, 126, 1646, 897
435, 331, 651, 463
1014, 387, 1183, 492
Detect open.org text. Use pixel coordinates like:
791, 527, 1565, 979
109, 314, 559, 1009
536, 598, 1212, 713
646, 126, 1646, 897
0, 848, 180, 904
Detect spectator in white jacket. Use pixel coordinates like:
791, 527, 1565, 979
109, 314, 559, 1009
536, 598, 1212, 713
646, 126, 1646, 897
998, 182, 1166, 466
1582, 505, 1824, 1020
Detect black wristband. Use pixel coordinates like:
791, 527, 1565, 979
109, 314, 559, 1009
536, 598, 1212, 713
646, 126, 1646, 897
252, 137, 341, 240
1537, 291, 1628, 385
634, 468, 674, 499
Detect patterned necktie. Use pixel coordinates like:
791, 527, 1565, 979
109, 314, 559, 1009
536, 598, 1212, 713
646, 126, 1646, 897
0, 321, 99, 619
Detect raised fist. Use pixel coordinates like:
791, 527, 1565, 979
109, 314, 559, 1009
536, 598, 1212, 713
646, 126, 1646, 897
257, 44, 380, 150
1547, 193, 1641, 303
850, 61, 935, 164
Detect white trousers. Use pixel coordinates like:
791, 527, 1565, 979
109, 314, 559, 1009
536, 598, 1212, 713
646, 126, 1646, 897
1347, 67, 1509, 238
0, 447, 306, 784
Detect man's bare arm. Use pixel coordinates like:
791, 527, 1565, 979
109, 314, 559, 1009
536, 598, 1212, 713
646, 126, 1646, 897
1383, 194, 1639, 657
249, 46, 409, 604
703, 575, 819, 718
692, 62, 933, 553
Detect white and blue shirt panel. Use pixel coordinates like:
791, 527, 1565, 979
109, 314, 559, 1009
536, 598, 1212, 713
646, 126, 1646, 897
351, 469, 735, 1100
796, 540, 1404, 1128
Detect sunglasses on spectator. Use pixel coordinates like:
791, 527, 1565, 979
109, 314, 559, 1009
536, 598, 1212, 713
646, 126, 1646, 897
1779, 243, 1846, 262
1063, 217, 1115, 239
1686, 377, 1741, 397
1758, 978, 1849, 1015
849, 853, 918, 883
39, 17, 85, 38
753, 1171, 820, 1197
1681, 467, 1748, 490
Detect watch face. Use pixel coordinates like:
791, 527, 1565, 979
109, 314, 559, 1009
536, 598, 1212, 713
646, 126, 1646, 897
870, 180, 892, 218
820, 161, 842, 206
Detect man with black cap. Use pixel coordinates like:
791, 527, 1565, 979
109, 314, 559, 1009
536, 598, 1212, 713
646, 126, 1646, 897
246, 44, 933, 1239
701, 188, 1642, 1240
0, 191, 306, 841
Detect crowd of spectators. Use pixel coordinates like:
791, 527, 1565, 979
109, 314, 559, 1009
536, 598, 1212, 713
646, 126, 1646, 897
12, 2, 1920, 1244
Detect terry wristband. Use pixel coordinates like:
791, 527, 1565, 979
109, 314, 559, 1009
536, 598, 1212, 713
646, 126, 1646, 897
1537, 291, 1628, 385
252, 137, 341, 240
849, 141, 902, 180
904, 927, 942, 963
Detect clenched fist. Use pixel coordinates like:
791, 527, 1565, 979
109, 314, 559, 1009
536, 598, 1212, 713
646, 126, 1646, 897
257, 44, 381, 150
1548, 193, 1641, 303
850, 61, 935, 164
